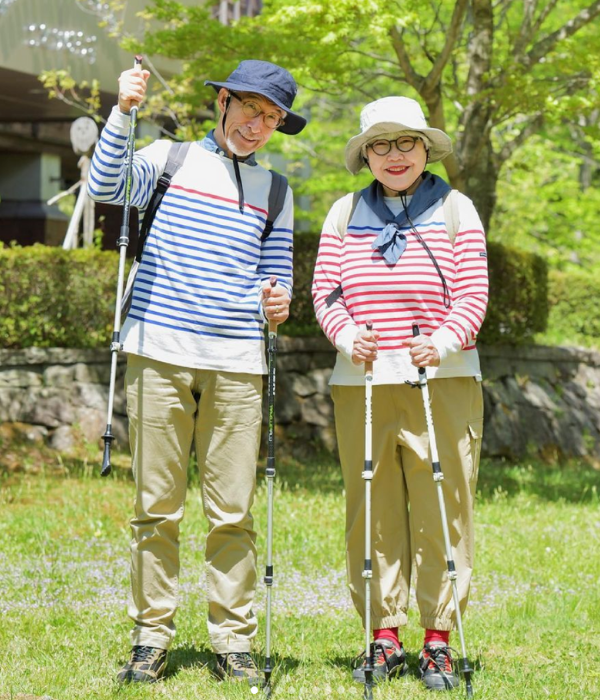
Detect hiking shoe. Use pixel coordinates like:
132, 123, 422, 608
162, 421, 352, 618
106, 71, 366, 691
215, 652, 263, 687
352, 638, 408, 683
117, 645, 168, 684
419, 643, 460, 691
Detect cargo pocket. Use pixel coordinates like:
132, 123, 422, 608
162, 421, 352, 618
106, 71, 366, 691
468, 417, 484, 485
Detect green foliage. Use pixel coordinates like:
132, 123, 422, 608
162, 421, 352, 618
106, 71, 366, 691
491, 136, 600, 270
537, 269, 600, 349
479, 242, 548, 345
38, 69, 102, 119
0, 244, 121, 349
40, 1, 600, 241
118, 0, 600, 236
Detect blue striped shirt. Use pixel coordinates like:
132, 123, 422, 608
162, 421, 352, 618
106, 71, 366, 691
88, 106, 294, 373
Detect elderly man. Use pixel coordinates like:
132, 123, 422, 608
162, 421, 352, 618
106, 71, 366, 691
88, 59, 306, 687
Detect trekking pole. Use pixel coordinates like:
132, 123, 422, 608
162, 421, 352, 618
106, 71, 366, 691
101, 55, 143, 477
411, 324, 474, 698
263, 276, 278, 697
362, 321, 374, 700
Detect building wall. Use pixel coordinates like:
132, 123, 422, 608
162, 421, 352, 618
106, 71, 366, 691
0, 0, 195, 248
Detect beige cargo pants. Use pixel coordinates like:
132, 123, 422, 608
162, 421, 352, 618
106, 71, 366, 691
331, 376, 483, 632
125, 354, 262, 653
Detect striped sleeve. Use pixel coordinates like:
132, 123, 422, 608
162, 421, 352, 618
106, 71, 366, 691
312, 195, 359, 360
87, 106, 170, 212
431, 193, 488, 360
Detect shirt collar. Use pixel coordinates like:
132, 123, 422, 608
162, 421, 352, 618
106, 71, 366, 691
200, 129, 257, 166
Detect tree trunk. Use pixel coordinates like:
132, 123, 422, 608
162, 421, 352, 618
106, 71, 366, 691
460, 140, 498, 233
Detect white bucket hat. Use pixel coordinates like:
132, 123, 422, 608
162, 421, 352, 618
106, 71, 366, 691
345, 96, 453, 174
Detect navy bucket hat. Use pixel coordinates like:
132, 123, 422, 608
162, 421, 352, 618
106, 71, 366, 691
205, 59, 307, 135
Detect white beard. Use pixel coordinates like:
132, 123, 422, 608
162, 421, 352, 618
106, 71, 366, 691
226, 134, 255, 158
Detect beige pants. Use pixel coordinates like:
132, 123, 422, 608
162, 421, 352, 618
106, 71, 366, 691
332, 377, 483, 632
125, 354, 263, 653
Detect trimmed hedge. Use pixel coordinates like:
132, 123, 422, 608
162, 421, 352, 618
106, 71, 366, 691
542, 269, 600, 347
478, 241, 548, 345
0, 244, 126, 349
285, 232, 322, 337
0, 239, 549, 348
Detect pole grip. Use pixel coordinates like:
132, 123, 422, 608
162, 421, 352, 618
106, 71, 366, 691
267, 275, 279, 335
412, 323, 426, 376
129, 55, 143, 120
365, 321, 373, 374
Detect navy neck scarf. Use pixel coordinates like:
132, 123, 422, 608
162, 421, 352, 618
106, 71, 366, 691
362, 171, 450, 265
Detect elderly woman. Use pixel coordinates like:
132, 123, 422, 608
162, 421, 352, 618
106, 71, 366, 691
312, 96, 488, 691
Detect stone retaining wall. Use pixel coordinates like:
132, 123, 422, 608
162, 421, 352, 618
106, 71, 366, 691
2, 340, 600, 461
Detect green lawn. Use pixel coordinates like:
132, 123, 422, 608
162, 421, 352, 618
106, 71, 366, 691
0, 453, 599, 699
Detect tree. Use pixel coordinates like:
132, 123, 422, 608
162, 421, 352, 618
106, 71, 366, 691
47, 0, 600, 242
247, 0, 600, 232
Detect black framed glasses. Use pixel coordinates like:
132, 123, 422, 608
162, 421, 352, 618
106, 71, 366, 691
229, 91, 286, 130
368, 135, 421, 156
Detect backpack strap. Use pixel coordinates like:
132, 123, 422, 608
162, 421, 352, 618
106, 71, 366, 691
261, 170, 288, 241
325, 192, 362, 307
336, 191, 361, 240
135, 141, 191, 262
442, 189, 460, 246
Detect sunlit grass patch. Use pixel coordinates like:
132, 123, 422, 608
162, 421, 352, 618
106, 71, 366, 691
0, 454, 599, 698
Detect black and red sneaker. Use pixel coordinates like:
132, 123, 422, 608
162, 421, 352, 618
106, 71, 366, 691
352, 638, 408, 683
418, 642, 460, 690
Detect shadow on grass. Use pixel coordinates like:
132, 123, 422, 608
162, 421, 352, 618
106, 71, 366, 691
4, 432, 599, 505
259, 452, 600, 503
257, 452, 344, 495
477, 457, 600, 504
167, 644, 213, 677
165, 646, 300, 690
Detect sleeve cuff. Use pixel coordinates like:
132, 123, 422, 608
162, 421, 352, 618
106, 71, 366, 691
430, 326, 462, 362
109, 105, 134, 131
335, 324, 359, 362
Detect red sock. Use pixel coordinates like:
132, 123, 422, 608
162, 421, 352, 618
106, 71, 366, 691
424, 629, 450, 646
373, 627, 401, 649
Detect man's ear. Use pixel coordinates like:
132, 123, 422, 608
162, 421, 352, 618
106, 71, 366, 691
216, 88, 229, 114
